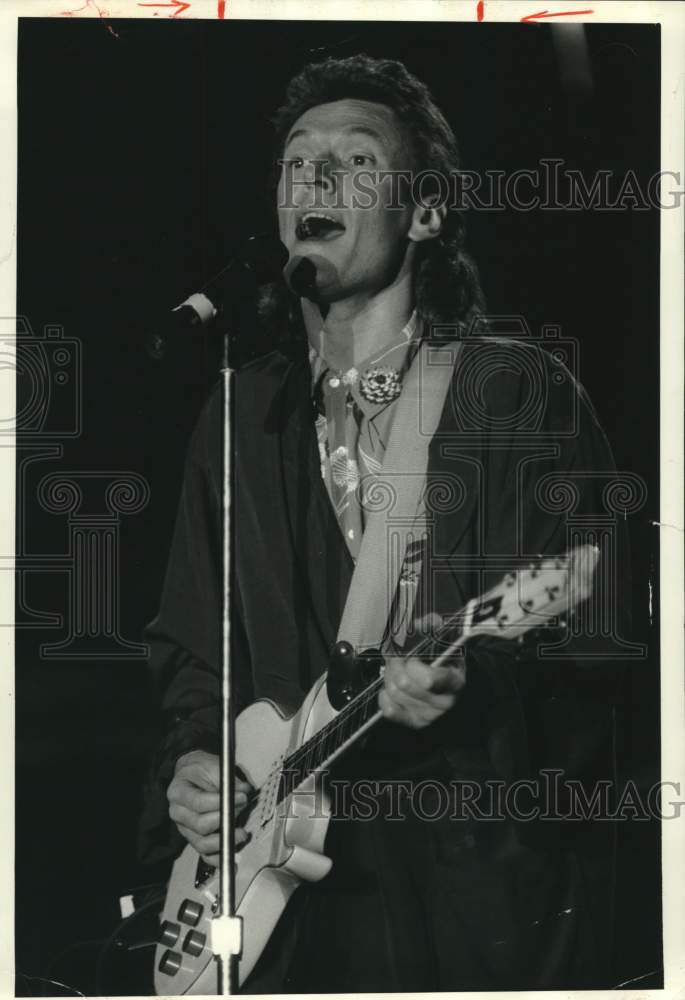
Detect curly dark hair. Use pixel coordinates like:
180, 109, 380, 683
258, 53, 485, 349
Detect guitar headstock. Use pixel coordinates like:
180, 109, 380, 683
466, 545, 599, 642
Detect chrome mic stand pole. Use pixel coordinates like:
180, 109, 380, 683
211, 333, 242, 995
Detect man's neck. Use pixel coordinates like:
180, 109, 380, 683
302, 274, 415, 371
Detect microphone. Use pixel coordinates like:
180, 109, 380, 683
145, 234, 289, 361
287, 256, 318, 300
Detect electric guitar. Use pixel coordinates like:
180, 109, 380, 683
154, 544, 599, 994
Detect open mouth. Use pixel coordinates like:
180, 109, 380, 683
295, 212, 345, 242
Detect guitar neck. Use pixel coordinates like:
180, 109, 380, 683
276, 547, 593, 804
277, 608, 470, 803
277, 675, 384, 802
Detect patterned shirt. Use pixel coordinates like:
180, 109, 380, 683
310, 310, 421, 560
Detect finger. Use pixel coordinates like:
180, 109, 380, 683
178, 824, 250, 868
401, 657, 466, 696
378, 688, 436, 729
234, 778, 255, 816
175, 832, 248, 870
385, 660, 458, 709
427, 663, 466, 695
385, 677, 454, 718
176, 824, 221, 858
174, 761, 221, 792
167, 780, 220, 814
414, 612, 443, 635
169, 804, 221, 837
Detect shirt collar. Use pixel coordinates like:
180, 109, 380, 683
309, 309, 421, 417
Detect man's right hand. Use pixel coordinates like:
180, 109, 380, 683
167, 749, 253, 867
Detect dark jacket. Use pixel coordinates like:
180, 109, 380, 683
140, 335, 628, 990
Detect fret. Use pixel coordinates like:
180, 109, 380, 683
302, 741, 314, 775
278, 609, 469, 800
311, 732, 330, 769
323, 729, 338, 760
360, 695, 375, 725
413, 615, 464, 662
339, 707, 355, 745
345, 704, 363, 744
271, 550, 589, 810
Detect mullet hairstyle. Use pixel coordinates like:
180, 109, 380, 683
258, 53, 486, 351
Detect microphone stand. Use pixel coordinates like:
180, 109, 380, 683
148, 236, 287, 994
211, 332, 243, 995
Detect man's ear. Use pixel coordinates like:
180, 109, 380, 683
408, 199, 447, 243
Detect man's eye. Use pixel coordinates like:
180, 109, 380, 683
350, 154, 374, 167
288, 157, 305, 169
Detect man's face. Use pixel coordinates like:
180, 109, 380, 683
277, 99, 416, 304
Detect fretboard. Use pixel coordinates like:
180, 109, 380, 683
276, 604, 472, 803
277, 676, 384, 802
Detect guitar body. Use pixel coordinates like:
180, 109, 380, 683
154, 675, 338, 995
152, 546, 596, 995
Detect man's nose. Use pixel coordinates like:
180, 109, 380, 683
303, 158, 338, 196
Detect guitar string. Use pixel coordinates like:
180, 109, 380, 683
283, 604, 467, 784
280, 574, 525, 782
279, 600, 474, 785
279, 589, 500, 786
276, 678, 385, 802
274, 559, 569, 801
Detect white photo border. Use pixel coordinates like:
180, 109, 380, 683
1, 2, 682, 998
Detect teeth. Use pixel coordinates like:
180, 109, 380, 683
301, 212, 341, 226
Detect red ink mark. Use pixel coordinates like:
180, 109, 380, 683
61, 0, 93, 11
520, 8, 593, 21
138, 0, 191, 15
59, 0, 119, 37
476, 1, 484, 21
218, 0, 226, 16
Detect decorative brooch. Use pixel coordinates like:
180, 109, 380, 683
359, 365, 402, 404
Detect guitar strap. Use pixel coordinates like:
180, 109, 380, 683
336, 337, 463, 653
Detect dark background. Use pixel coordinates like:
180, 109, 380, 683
16, 17, 661, 995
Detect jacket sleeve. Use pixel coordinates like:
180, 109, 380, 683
431, 340, 629, 786
137, 386, 254, 865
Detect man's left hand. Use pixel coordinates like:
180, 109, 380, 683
378, 655, 466, 729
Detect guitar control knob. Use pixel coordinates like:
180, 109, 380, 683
183, 929, 207, 957
159, 921, 180, 947
332, 640, 355, 663
158, 949, 182, 976
178, 899, 203, 927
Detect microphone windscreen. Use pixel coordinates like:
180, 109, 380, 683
288, 257, 318, 299
238, 235, 289, 284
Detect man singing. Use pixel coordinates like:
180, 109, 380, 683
140, 54, 626, 991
